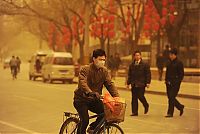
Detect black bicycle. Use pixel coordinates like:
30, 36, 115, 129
59, 101, 126, 134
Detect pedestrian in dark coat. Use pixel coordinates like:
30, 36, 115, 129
107, 55, 117, 79
16, 56, 21, 73
156, 53, 165, 81
163, 45, 170, 66
127, 50, 151, 116
35, 57, 41, 73
165, 48, 184, 118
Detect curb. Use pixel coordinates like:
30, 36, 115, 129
73, 79, 200, 100
117, 87, 200, 100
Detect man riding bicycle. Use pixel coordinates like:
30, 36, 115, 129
73, 49, 119, 134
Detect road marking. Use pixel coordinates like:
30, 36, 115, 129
0, 120, 40, 134
13, 95, 40, 102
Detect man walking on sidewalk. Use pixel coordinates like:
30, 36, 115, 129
165, 48, 184, 118
127, 50, 151, 116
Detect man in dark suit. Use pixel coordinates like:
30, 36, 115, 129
127, 50, 151, 116
165, 48, 184, 117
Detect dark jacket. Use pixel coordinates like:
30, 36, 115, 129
156, 55, 165, 69
74, 63, 119, 102
165, 58, 184, 83
127, 60, 151, 87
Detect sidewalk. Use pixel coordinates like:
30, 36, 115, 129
117, 67, 200, 83
73, 76, 199, 99
113, 77, 200, 100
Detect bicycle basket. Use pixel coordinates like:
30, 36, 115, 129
103, 101, 126, 123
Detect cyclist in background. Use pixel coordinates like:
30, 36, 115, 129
9, 56, 18, 79
16, 56, 21, 73
73, 49, 119, 134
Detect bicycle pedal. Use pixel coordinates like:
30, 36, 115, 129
87, 127, 94, 134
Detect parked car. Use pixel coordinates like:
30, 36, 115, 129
29, 51, 49, 80
3, 58, 11, 69
42, 52, 74, 84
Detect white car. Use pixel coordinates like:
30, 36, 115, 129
42, 52, 75, 84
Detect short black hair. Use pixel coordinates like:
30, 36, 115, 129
92, 49, 106, 58
133, 50, 141, 56
169, 48, 178, 55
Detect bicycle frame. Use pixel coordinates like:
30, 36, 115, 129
63, 112, 110, 134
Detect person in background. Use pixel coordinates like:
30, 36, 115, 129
127, 50, 151, 116
156, 53, 165, 81
35, 57, 41, 73
9, 56, 18, 78
163, 45, 171, 66
114, 53, 121, 77
107, 55, 116, 80
16, 56, 21, 73
165, 48, 184, 118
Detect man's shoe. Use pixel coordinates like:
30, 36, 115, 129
165, 114, 173, 118
144, 105, 149, 114
130, 113, 138, 116
87, 127, 94, 134
180, 105, 184, 116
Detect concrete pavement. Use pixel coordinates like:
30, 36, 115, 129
117, 67, 200, 83
73, 76, 200, 99
112, 77, 200, 100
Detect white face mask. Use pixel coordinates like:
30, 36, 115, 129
96, 60, 105, 68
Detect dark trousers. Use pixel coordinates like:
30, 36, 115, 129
131, 87, 149, 114
158, 68, 163, 81
10, 66, 17, 76
166, 82, 184, 115
17, 65, 20, 72
73, 100, 104, 134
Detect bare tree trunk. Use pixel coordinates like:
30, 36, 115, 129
100, 38, 106, 50
79, 42, 84, 64
107, 38, 110, 58
152, 0, 188, 48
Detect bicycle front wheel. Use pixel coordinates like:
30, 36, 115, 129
59, 117, 79, 134
98, 123, 124, 134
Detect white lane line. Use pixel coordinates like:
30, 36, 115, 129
0, 120, 41, 134
13, 95, 40, 102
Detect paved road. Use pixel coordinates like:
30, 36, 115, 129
0, 63, 199, 133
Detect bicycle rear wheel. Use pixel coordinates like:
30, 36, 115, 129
59, 117, 79, 134
97, 123, 124, 134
